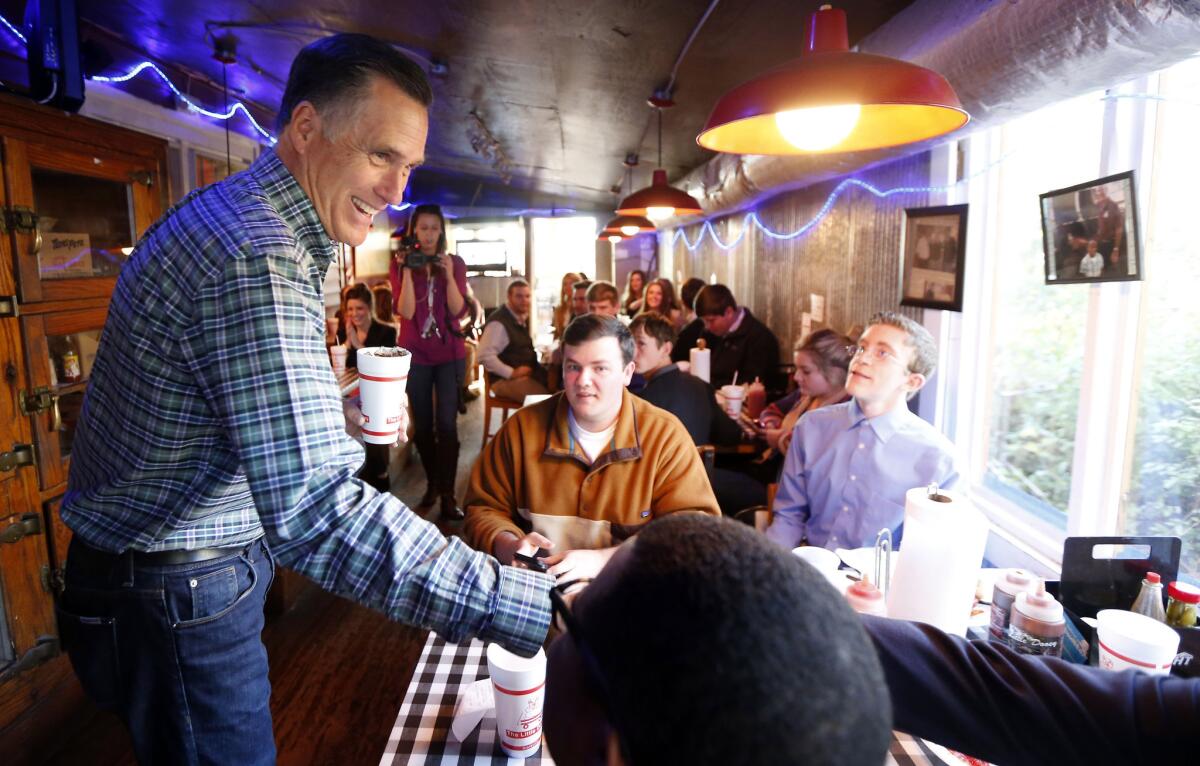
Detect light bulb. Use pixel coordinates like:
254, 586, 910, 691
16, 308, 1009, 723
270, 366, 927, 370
607, 234, 622, 243
646, 206, 675, 221
774, 104, 861, 151
620, 225, 641, 236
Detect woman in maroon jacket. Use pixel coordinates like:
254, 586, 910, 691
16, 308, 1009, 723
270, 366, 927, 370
390, 204, 469, 520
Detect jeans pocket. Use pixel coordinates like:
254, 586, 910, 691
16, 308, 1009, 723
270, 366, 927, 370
172, 557, 259, 630
188, 565, 239, 622
55, 603, 122, 711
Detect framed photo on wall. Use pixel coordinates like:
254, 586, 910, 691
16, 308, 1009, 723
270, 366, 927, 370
1040, 170, 1141, 285
899, 204, 968, 312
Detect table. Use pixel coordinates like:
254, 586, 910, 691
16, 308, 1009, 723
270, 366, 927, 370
381, 633, 968, 766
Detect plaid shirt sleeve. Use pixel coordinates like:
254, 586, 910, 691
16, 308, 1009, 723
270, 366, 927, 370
182, 241, 551, 655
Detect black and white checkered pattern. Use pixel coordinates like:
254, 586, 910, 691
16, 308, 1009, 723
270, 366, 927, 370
382, 634, 553, 765
382, 633, 972, 766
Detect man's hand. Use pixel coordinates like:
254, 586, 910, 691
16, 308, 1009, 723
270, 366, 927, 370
493, 531, 554, 566
543, 546, 617, 582
342, 396, 410, 445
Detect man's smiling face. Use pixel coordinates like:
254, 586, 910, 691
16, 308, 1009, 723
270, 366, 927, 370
301, 76, 428, 246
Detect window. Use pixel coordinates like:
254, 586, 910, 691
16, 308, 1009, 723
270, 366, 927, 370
957, 57, 1200, 575
1120, 56, 1200, 580
977, 93, 1105, 524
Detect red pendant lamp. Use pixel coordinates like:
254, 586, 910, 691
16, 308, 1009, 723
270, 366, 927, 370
697, 5, 969, 155
597, 213, 656, 242
617, 98, 703, 221
600, 162, 656, 241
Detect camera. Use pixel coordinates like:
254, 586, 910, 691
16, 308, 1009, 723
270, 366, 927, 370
392, 233, 438, 268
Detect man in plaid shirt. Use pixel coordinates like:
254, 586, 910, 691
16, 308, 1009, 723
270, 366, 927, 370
57, 34, 552, 764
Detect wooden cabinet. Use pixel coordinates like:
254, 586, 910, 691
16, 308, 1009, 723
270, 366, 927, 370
0, 92, 166, 753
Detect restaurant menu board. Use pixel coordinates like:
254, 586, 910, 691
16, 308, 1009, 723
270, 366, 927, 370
39, 231, 93, 279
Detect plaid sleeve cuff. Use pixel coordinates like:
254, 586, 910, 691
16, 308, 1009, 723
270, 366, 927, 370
480, 564, 554, 657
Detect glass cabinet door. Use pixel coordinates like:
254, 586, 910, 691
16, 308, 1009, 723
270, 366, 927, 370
20, 308, 107, 492
4, 137, 161, 304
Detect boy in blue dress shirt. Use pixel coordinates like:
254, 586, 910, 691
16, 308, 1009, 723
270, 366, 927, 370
766, 312, 959, 550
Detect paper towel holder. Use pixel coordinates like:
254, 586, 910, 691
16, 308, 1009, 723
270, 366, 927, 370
926, 482, 952, 503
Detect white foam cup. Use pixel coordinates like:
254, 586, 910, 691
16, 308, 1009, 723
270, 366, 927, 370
720, 384, 745, 416
486, 644, 547, 759
355, 347, 410, 445
329, 344, 348, 375
1096, 609, 1180, 675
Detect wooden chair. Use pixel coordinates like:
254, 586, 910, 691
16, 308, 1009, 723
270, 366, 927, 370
733, 482, 777, 533
482, 373, 524, 448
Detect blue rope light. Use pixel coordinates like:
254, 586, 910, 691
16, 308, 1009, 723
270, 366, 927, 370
0, 12, 26, 44
91, 61, 277, 144
672, 153, 1010, 252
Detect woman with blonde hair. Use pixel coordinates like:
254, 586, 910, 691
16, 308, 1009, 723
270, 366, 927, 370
552, 271, 583, 339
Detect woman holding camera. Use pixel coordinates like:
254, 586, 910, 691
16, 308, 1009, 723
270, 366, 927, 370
389, 204, 468, 520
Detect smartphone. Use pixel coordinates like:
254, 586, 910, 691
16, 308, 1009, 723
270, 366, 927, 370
513, 549, 549, 573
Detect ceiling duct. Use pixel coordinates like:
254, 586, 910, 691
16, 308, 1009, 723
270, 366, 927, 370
681, 0, 1200, 219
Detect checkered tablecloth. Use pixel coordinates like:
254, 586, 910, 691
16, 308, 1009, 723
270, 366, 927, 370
381, 633, 968, 766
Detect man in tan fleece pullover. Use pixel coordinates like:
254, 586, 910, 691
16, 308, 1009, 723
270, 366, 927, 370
464, 314, 719, 582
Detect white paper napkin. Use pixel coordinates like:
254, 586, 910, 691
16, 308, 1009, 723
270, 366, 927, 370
450, 678, 495, 742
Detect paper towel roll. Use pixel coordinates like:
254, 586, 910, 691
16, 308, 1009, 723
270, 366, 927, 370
689, 347, 711, 383
885, 487, 988, 636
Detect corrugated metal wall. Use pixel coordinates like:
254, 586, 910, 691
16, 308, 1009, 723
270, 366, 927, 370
672, 151, 931, 353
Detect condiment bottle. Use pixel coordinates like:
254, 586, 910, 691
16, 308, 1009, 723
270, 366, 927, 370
1007, 579, 1065, 657
744, 377, 767, 419
1130, 572, 1167, 624
61, 347, 82, 382
989, 568, 1034, 643
1166, 581, 1200, 629
845, 574, 887, 617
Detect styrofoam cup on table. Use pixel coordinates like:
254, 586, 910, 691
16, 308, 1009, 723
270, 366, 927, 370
355, 347, 410, 445
719, 384, 745, 416
329, 344, 348, 375
486, 643, 546, 759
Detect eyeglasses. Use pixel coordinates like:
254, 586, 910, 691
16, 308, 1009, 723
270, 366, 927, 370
845, 344, 902, 366
549, 580, 633, 761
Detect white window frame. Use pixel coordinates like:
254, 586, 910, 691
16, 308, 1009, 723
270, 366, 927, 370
945, 77, 1161, 572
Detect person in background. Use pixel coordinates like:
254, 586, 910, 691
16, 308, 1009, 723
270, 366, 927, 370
760, 329, 853, 456
711, 328, 853, 516
479, 278, 550, 401
335, 283, 397, 493
767, 312, 959, 550
58, 34, 551, 765
862, 614, 1199, 763
638, 277, 683, 330
693, 283, 781, 388
392, 204, 470, 520
586, 280, 621, 319
464, 314, 718, 582
371, 282, 398, 329
339, 282, 397, 368
630, 312, 741, 447
553, 271, 584, 340
570, 279, 591, 319
459, 281, 486, 406
671, 276, 708, 363
544, 514, 891, 766
621, 268, 646, 316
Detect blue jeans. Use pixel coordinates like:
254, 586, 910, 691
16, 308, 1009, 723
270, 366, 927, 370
59, 537, 276, 765
408, 358, 466, 436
